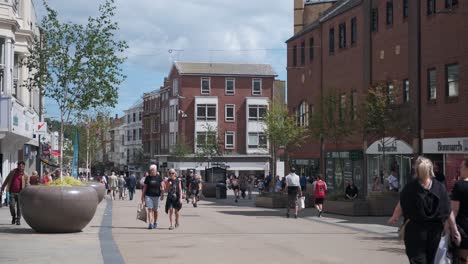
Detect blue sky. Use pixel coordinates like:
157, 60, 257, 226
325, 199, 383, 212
37, 0, 293, 119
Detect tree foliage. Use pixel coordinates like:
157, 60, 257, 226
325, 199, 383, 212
195, 124, 222, 164
263, 101, 306, 177
25, 0, 128, 173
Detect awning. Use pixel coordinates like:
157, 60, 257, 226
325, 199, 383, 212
366, 137, 413, 155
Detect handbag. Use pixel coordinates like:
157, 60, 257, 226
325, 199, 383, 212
434, 234, 452, 264
399, 219, 410, 240
136, 203, 147, 223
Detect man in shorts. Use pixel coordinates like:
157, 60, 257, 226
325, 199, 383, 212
285, 167, 302, 219
185, 170, 194, 203
189, 174, 202, 207
313, 175, 327, 217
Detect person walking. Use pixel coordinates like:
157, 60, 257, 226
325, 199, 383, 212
165, 169, 182, 230
42, 168, 53, 184
230, 175, 240, 203
29, 171, 40, 185
313, 175, 327, 217
118, 175, 126, 200
285, 167, 302, 219
247, 175, 255, 200
189, 173, 202, 207
127, 173, 137, 201
388, 157, 460, 264
185, 170, 194, 204
300, 174, 307, 193
107, 172, 118, 200
451, 159, 468, 263
141, 165, 164, 229
239, 174, 248, 199
0, 161, 30, 225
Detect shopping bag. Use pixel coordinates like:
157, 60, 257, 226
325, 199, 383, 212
136, 203, 147, 223
434, 234, 452, 264
299, 196, 305, 209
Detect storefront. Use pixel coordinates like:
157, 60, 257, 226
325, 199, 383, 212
366, 137, 413, 192
423, 137, 468, 192
325, 151, 364, 195
290, 158, 320, 178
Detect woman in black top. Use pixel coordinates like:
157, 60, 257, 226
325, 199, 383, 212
452, 159, 468, 263
165, 169, 182, 230
388, 157, 460, 264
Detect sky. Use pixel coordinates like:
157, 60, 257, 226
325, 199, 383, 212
36, 0, 293, 119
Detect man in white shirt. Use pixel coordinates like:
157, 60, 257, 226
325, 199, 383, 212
285, 167, 302, 218
387, 171, 399, 192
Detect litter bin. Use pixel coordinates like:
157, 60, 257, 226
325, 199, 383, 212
216, 182, 227, 199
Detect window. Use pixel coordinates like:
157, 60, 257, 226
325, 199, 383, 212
309, 37, 314, 61
248, 105, 267, 121
225, 132, 235, 149
339, 23, 346, 49
300, 41, 305, 65
225, 104, 235, 122
293, 45, 297, 66
133, 129, 136, 141
351, 91, 358, 120
403, 0, 409, 18
201, 77, 210, 94
121, 135, 124, 145
127, 131, 131, 142
446, 0, 458, 8
139, 112, 142, 121
139, 128, 142, 140
329, 28, 335, 54
403, 79, 410, 103
372, 8, 379, 32
133, 113, 136, 122
388, 84, 395, 104
446, 64, 459, 97
196, 132, 216, 148
298, 101, 309, 127
340, 94, 346, 119
386, 0, 394, 25
225, 78, 235, 95
196, 104, 217, 121
351, 18, 357, 45
173, 78, 179, 96
252, 79, 262, 95
248, 133, 267, 149
428, 68, 437, 100
427, 0, 436, 15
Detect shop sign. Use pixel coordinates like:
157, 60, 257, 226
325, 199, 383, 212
366, 137, 413, 155
423, 138, 468, 154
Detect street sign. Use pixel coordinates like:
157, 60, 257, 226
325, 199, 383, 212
36, 122, 48, 134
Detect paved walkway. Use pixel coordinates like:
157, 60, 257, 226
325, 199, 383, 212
0, 191, 407, 263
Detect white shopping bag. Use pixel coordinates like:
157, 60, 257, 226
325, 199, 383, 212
299, 197, 305, 209
136, 203, 147, 223
434, 234, 452, 264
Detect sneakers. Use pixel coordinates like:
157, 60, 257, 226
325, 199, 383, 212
318, 210, 323, 218
16, 219, 20, 225
175, 222, 179, 229
169, 226, 174, 230
11, 217, 15, 225
153, 223, 158, 229
148, 223, 153, 229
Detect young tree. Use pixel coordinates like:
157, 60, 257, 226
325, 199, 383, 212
264, 101, 307, 180
25, 0, 128, 177
171, 134, 191, 160
310, 89, 356, 193
195, 124, 223, 174
363, 83, 407, 172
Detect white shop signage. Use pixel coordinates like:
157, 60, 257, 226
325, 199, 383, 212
366, 137, 413, 155
423, 138, 468, 154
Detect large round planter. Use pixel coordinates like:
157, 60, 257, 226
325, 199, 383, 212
88, 182, 106, 203
20, 186, 99, 233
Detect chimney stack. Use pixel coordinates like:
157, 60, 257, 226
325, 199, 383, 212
294, 0, 305, 34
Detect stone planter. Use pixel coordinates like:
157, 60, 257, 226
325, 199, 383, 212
324, 200, 370, 216
367, 191, 399, 216
255, 192, 288, 208
88, 182, 106, 203
20, 186, 99, 233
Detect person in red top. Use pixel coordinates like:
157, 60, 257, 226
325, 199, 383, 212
313, 176, 327, 217
42, 168, 53, 184
0, 161, 30, 225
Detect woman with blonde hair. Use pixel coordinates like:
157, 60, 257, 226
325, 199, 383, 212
165, 168, 182, 230
451, 159, 468, 263
388, 156, 460, 263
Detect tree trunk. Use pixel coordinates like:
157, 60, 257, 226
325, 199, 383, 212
86, 120, 90, 181
59, 111, 64, 180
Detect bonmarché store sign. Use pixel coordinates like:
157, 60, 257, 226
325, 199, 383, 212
423, 138, 468, 154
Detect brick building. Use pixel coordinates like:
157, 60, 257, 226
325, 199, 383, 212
287, 0, 467, 197
142, 62, 281, 180
142, 89, 161, 166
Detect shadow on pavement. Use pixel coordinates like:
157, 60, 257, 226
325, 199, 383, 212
0, 227, 35, 234
217, 210, 285, 217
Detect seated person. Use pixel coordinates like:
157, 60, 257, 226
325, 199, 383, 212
345, 181, 358, 200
